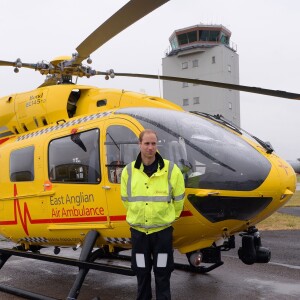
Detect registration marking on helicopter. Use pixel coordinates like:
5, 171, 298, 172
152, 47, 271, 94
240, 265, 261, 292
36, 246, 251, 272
16, 111, 112, 141
277, 161, 289, 175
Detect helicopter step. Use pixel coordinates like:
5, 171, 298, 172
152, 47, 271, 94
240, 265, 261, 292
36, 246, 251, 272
0, 230, 134, 300
113, 253, 224, 274
104, 244, 225, 274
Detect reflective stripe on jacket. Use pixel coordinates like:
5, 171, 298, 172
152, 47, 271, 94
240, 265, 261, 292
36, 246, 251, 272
121, 156, 185, 234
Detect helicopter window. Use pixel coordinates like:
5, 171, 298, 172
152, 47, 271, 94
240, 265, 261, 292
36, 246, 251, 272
105, 125, 139, 184
67, 89, 81, 118
10, 146, 34, 182
48, 129, 100, 184
115, 107, 271, 191
97, 99, 107, 107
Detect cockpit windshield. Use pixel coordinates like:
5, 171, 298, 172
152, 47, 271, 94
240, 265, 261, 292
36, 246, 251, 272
116, 108, 271, 191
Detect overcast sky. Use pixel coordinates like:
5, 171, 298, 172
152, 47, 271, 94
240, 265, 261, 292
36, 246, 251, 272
1, 0, 299, 160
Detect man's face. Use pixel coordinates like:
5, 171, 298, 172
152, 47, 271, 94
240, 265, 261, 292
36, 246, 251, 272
139, 132, 157, 160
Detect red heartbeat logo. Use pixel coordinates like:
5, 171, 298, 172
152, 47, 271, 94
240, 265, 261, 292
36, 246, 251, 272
0, 184, 108, 236
0, 185, 192, 237
0, 184, 31, 235
14, 184, 30, 235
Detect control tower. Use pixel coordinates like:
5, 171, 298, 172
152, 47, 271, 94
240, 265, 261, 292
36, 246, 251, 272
162, 24, 240, 125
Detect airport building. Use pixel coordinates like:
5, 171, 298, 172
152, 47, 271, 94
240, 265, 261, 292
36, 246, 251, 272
162, 24, 240, 126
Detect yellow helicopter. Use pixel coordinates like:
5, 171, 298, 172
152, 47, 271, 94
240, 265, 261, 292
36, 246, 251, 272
0, 0, 299, 299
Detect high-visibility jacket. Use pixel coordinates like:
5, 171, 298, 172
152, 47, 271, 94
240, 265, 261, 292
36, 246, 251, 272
121, 152, 185, 234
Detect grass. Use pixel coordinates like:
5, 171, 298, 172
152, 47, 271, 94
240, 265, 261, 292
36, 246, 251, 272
285, 190, 300, 207
258, 212, 300, 230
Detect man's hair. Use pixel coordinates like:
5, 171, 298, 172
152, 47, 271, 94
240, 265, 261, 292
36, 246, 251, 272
139, 129, 157, 142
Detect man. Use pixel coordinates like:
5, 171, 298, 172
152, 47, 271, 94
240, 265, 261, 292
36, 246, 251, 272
121, 129, 185, 300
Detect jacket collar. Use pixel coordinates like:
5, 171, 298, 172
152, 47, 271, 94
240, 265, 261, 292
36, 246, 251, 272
134, 152, 165, 170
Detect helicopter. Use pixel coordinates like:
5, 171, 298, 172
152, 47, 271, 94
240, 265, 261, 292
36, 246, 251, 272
0, 0, 299, 299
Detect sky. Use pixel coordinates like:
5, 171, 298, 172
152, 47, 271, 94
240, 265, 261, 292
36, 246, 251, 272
1, 0, 300, 160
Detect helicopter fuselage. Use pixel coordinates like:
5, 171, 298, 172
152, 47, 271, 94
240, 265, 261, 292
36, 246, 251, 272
0, 84, 296, 255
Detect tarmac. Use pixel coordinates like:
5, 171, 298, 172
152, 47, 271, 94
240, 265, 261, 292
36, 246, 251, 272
0, 230, 299, 300
0, 193, 299, 299
278, 206, 300, 217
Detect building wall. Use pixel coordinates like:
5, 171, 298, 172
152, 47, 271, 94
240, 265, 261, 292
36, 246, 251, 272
162, 44, 240, 126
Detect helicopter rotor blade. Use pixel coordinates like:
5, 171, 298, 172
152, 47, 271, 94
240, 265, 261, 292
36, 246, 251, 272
75, 0, 169, 64
0, 59, 38, 70
0, 60, 15, 67
98, 71, 300, 100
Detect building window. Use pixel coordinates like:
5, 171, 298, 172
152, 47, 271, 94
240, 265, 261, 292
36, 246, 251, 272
178, 31, 197, 45
228, 64, 231, 72
193, 97, 200, 104
183, 99, 189, 106
10, 146, 34, 182
182, 62, 188, 69
212, 56, 216, 64
192, 59, 198, 67
182, 82, 188, 88
229, 102, 232, 110
48, 129, 100, 183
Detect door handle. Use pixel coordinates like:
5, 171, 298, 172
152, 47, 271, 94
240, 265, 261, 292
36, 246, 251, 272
102, 186, 111, 190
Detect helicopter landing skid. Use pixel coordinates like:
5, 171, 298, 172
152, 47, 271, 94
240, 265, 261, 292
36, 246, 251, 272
0, 230, 134, 300
174, 261, 224, 273
109, 253, 224, 274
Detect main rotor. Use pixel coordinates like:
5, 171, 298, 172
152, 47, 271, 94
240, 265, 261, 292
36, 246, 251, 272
1, 0, 300, 100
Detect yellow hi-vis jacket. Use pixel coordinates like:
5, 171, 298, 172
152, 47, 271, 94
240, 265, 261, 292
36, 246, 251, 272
121, 152, 185, 234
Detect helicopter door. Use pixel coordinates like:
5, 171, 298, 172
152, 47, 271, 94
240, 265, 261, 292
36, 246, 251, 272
103, 121, 140, 226
47, 128, 109, 229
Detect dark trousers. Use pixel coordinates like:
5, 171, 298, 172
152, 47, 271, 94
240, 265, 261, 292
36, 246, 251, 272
130, 227, 174, 300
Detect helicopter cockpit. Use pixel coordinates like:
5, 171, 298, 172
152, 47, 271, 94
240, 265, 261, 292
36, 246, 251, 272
115, 107, 271, 191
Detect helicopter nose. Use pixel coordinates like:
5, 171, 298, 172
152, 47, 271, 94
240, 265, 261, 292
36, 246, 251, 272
272, 157, 297, 204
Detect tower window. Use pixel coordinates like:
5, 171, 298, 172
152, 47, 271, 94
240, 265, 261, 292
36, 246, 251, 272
193, 97, 200, 104
192, 59, 198, 67
182, 82, 188, 88
182, 62, 188, 69
229, 102, 232, 109
183, 99, 189, 106
212, 56, 216, 64
178, 31, 197, 45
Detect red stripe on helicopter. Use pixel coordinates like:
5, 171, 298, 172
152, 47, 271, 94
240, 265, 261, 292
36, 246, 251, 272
0, 185, 192, 235
0, 184, 108, 235
110, 215, 127, 221
109, 211, 193, 222
180, 210, 193, 217
0, 137, 10, 145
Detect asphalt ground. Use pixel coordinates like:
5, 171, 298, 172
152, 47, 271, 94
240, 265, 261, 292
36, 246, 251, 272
0, 230, 299, 300
278, 207, 300, 217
